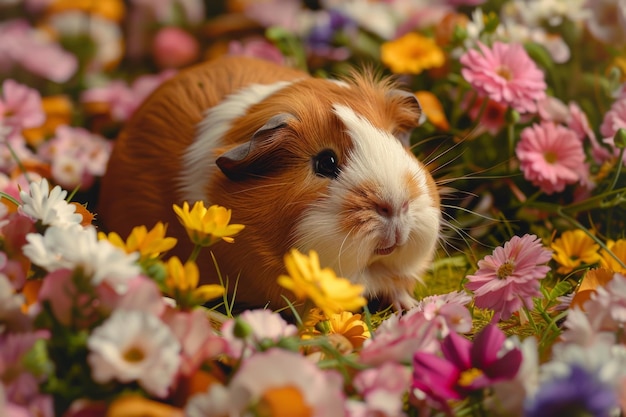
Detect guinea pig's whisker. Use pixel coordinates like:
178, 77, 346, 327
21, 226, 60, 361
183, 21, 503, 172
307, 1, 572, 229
230, 182, 296, 195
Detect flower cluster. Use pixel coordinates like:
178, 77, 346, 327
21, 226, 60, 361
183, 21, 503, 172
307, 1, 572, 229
2, 0, 626, 416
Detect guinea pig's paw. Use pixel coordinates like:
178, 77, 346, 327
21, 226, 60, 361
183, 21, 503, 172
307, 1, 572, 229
392, 290, 419, 312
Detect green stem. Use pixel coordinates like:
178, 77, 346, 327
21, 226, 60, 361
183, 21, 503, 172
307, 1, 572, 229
608, 147, 625, 191
188, 244, 203, 263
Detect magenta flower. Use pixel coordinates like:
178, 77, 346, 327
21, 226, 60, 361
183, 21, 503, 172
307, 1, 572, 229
516, 121, 586, 194
412, 325, 522, 412
465, 234, 552, 321
460, 41, 546, 113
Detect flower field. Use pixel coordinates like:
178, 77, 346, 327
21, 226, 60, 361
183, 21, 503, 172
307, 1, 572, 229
1, 0, 626, 416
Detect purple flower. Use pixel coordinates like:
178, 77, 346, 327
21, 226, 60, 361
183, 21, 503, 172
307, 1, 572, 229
412, 325, 522, 411
523, 364, 618, 417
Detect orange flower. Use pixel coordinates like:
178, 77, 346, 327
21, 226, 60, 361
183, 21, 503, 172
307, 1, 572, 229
46, 0, 126, 22
22, 95, 73, 147
106, 395, 183, 417
414, 91, 450, 130
570, 268, 615, 309
381, 32, 445, 75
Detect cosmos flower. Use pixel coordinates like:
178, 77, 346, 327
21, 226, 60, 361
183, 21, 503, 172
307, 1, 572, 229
173, 201, 245, 247
18, 179, 82, 228
381, 32, 446, 75
516, 122, 586, 194
98, 222, 177, 260
460, 41, 546, 113
412, 324, 522, 412
277, 249, 367, 318
551, 229, 601, 274
465, 234, 552, 321
87, 309, 181, 398
352, 361, 411, 417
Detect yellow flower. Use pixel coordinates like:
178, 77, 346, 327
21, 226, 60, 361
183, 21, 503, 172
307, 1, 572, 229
46, 0, 126, 22
22, 95, 73, 147
600, 239, 626, 274
381, 32, 445, 75
414, 91, 450, 131
277, 249, 367, 318
173, 201, 245, 247
165, 256, 225, 308
106, 394, 184, 417
99, 222, 177, 259
550, 230, 601, 274
327, 311, 371, 349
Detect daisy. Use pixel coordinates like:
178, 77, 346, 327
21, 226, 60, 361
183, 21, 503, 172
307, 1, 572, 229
465, 234, 552, 321
22, 225, 140, 294
381, 32, 445, 75
551, 229, 601, 274
87, 309, 181, 398
221, 309, 298, 358
516, 122, 586, 194
460, 41, 546, 113
277, 249, 367, 318
18, 179, 83, 228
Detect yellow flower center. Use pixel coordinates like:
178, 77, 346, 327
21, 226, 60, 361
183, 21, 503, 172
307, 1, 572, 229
458, 367, 484, 387
123, 346, 145, 363
256, 386, 312, 417
496, 66, 513, 81
544, 151, 558, 164
497, 260, 515, 279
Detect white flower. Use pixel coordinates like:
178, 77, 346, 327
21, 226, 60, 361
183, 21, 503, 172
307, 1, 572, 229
23, 225, 140, 293
19, 178, 82, 228
87, 309, 181, 398
185, 384, 235, 417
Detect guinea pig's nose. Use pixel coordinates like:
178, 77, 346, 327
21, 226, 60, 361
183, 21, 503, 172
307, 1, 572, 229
375, 200, 409, 218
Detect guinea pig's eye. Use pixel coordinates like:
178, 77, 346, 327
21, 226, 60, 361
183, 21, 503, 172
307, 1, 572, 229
313, 149, 339, 179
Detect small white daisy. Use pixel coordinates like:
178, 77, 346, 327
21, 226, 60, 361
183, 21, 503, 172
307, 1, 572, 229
22, 225, 140, 293
87, 309, 181, 398
19, 178, 82, 228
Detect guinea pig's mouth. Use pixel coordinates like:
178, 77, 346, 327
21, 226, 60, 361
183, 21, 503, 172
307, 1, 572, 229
375, 245, 397, 256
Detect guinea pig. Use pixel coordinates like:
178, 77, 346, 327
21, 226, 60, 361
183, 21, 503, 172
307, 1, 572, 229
97, 56, 441, 312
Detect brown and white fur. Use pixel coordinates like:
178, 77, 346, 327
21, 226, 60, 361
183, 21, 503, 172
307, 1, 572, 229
98, 56, 441, 312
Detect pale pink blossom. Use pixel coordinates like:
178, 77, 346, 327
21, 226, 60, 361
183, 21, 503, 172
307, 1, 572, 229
228, 38, 286, 65
359, 310, 439, 366
152, 27, 200, 69
0, 20, 77, 83
600, 97, 626, 164
131, 0, 205, 24
352, 362, 412, 417
460, 41, 547, 113
221, 309, 298, 358
414, 291, 473, 335
516, 122, 586, 194
161, 307, 227, 376
81, 70, 176, 122
584, 0, 626, 44
465, 234, 552, 321
0, 79, 44, 131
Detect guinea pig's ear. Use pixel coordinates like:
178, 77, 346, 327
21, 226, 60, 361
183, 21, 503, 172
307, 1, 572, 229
388, 89, 425, 147
216, 113, 295, 181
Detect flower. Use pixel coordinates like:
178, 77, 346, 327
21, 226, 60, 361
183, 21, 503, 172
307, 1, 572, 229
326, 310, 371, 349
23, 225, 140, 294
87, 309, 181, 398
228, 348, 345, 416
99, 222, 177, 260
414, 91, 449, 130
516, 122, 586, 194
0, 79, 45, 133
164, 257, 224, 309
551, 229, 601, 274
412, 325, 522, 411
221, 309, 298, 358
599, 239, 626, 273
172, 201, 245, 247
106, 395, 184, 417
277, 249, 367, 318
460, 41, 546, 113
352, 362, 412, 417
228, 38, 286, 65
152, 27, 200, 69
570, 268, 615, 309
380, 32, 445, 74
18, 178, 82, 228
465, 234, 552, 321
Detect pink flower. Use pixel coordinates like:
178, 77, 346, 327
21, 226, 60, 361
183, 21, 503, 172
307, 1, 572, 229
412, 325, 522, 412
460, 41, 546, 113
600, 97, 626, 164
463, 96, 507, 135
465, 234, 552, 321
352, 362, 411, 416
81, 70, 176, 122
152, 27, 200, 69
414, 291, 473, 335
228, 38, 286, 66
516, 121, 586, 194
0, 79, 45, 132
359, 309, 439, 366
